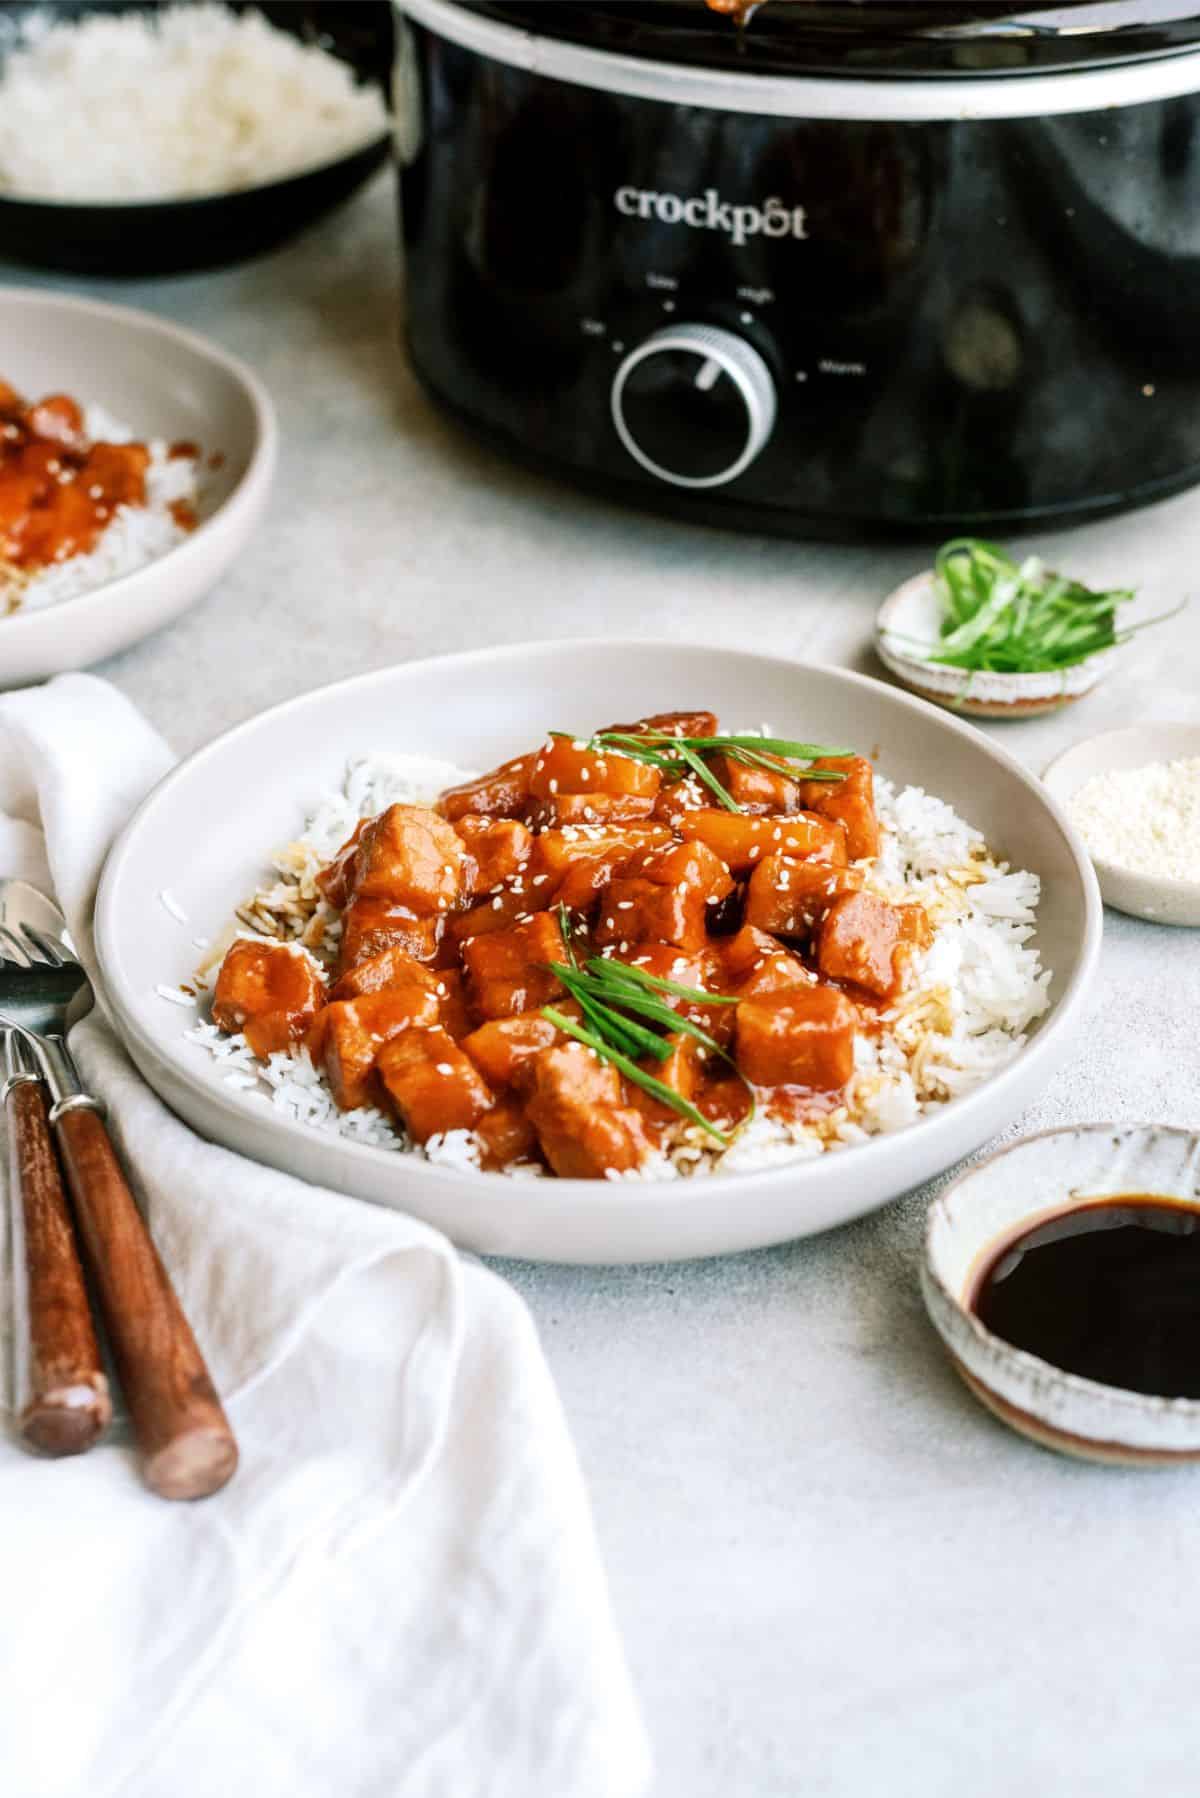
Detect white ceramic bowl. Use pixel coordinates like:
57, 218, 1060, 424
0, 287, 276, 688
95, 640, 1103, 1264
1043, 724, 1200, 926
876, 570, 1115, 719
923, 1124, 1200, 1465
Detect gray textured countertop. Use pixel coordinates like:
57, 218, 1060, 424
12, 173, 1200, 1798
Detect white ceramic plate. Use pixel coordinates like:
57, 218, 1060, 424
0, 287, 276, 687
876, 570, 1114, 719
95, 640, 1103, 1264
1043, 724, 1200, 926
923, 1124, 1200, 1464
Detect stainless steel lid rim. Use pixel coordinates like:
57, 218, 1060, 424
396, 0, 1200, 117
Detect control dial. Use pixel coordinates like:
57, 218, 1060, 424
611, 323, 777, 489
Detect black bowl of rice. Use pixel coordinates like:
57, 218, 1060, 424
0, 1, 393, 275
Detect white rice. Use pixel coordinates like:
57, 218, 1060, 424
3, 403, 199, 617
0, 5, 389, 202
184, 752, 1052, 1181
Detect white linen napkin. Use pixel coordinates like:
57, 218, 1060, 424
0, 674, 651, 1798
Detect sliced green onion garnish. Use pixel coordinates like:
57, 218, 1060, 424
902, 537, 1180, 678
541, 1007, 731, 1145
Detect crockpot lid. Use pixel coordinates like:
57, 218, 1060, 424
462, 2, 1200, 77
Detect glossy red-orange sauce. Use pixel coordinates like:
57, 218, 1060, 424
0, 379, 194, 576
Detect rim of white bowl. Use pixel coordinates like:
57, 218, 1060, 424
924, 1120, 1200, 1419
95, 641, 1105, 1201
0, 286, 277, 642
1044, 727, 1200, 899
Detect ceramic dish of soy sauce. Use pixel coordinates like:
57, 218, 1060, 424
923, 1123, 1200, 1465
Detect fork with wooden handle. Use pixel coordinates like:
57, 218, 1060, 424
4, 1028, 112, 1456
0, 878, 237, 1500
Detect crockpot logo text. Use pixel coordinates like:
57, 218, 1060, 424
614, 186, 808, 246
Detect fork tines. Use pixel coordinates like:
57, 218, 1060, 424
0, 925, 68, 969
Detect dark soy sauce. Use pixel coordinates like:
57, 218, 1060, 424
971, 1196, 1200, 1399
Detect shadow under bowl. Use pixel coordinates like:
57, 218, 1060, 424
0, 137, 391, 277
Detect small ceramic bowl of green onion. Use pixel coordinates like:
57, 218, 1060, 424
875, 539, 1171, 720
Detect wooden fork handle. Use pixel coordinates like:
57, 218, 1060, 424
6, 1078, 111, 1456
52, 1105, 238, 1501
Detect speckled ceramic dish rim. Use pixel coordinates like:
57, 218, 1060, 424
923, 1122, 1200, 1461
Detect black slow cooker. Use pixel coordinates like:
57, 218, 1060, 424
395, 1, 1200, 536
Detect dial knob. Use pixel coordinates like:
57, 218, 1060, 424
611, 323, 777, 489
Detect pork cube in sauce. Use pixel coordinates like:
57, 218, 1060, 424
593, 841, 731, 951
377, 1028, 494, 1142
815, 892, 930, 1002
330, 945, 439, 1002
626, 1034, 706, 1130
528, 791, 657, 830
797, 757, 880, 861
212, 939, 326, 1060
475, 1098, 540, 1170
715, 925, 812, 999
453, 816, 532, 893
736, 986, 859, 1090
317, 820, 366, 909
462, 1015, 561, 1089
348, 804, 470, 913
531, 822, 671, 882
526, 1044, 652, 1179
625, 838, 734, 904
707, 753, 801, 815
447, 887, 534, 953
744, 856, 862, 939
462, 911, 568, 1019
434, 969, 474, 1040
437, 754, 534, 823
594, 878, 709, 952
315, 990, 440, 1111
338, 897, 442, 974
600, 709, 718, 741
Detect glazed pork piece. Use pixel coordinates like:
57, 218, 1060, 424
209, 712, 930, 1178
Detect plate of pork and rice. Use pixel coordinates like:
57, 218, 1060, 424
95, 640, 1102, 1263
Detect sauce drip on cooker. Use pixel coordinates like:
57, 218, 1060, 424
971, 1196, 1200, 1398
0, 377, 167, 579
706, 0, 766, 24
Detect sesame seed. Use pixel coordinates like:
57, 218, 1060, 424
549, 779, 559, 794
436, 1063, 454, 1075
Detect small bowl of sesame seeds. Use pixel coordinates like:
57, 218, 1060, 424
1043, 724, 1200, 926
